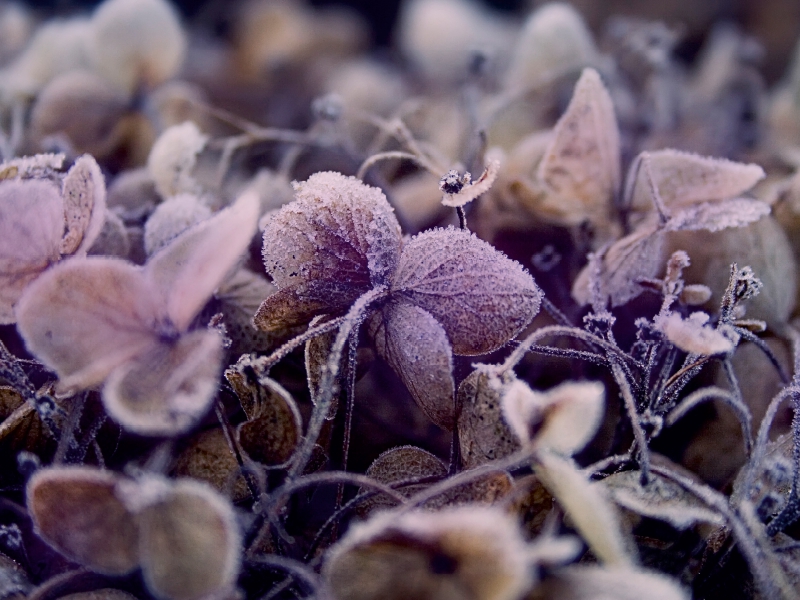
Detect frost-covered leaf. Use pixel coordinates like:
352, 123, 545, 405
392, 227, 541, 355
369, 300, 455, 429
89, 0, 187, 94
627, 149, 765, 211
102, 329, 223, 436
655, 312, 734, 355
172, 429, 250, 503
136, 479, 241, 600
147, 122, 207, 199
236, 377, 301, 467
572, 223, 664, 307
535, 451, 634, 566
358, 446, 446, 516
539, 565, 689, 600
323, 506, 532, 600
457, 370, 520, 468
305, 315, 341, 420
665, 198, 770, 233
602, 470, 725, 530
536, 68, 620, 226
502, 379, 605, 456
258, 171, 401, 330
0, 179, 63, 323
27, 466, 139, 575
504, 2, 597, 91
60, 154, 107, 256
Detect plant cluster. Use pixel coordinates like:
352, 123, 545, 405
2, 0, 800, 598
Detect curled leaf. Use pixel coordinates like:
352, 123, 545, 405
392, 227, 542, 355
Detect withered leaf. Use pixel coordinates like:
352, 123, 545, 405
602, 470, 724, 530
535, 451, 634, 567
358, 445, 446, 516
0, 179, 64, 323
172, 428, 250, 502
627, 149, 765, 211
536, 68, 620, 227
457, 370, 520, 469
324, 506, 532, 600
305, 315, 340, 420
392, 227, 542, 355
136, 479, 241, 600
369, 300, 455, 430
0, 386, 52, 454
236, 377, 301, 467
259, 171, 401, 330
27, 466, 139, 575
59, 154, 107, 256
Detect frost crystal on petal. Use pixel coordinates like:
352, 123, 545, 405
656, 311, 734, 355
665, 198, 770, 233
392, 227, 542, 355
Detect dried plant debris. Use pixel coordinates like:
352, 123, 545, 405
4, 0, 800, 598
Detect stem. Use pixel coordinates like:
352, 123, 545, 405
610, 360, 651, 483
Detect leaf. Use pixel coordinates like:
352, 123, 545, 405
457, 370, 520, 468
136, 479, 241, 600
323, 505, 532, 600
60, 154, 107, 256
535, 451, 634, 566
369, 300, 455, 429
260, 171, 402, 326
0, 179, 64, 323
102, 329, 223, 436
665, 198, 770, 233
145, 191, 259, 332
358, 446, 446, 516
627, 149, 765, 211
392, 227, 542, 355
539, 565, 689, 600
536, 68, 620, 225
27, 466, 139, 575
236, 377, 302, 467
502, 379, 605, 456
602, 470, 725, 530
305, 315, 340, 420
254, 287, 331, 332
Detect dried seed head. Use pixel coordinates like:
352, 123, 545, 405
27, 467, 139, 575
89, 0, 187, 94
257, 171, 401, 330
324, 505, 532, 600
502, 379, 605, 455
147, 122, 208, 199
392, 227, 542, 355
369, 300, 456, 429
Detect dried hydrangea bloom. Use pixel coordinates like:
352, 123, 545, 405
504, 2, 598, 91
144, 193, 212, 256
147, 122, 209, 199
16, 192, 259, 435
0, 155, 106, 324
258, 171, 542, 429
501, 379, 605, 455
88, 0, 187, 95
324, 505, 532, 600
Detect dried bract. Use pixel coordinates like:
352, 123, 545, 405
655, 312, 735, 355
147, 122, 208, 199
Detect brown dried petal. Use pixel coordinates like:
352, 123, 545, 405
137, 479, 241, 600
0, 179, 64, 323
27, 467, 139, 575
102, 329, 223, 436
0, 386, 52, 454
172, 428, 250, 502
253, 287, 331, 333
369, 300, 455, 430
305, 315, 340, 419
261, 171, 401, 317
236, 377, 301, 467
60, 154, 107, 256
628, 149, 765, 211
426, 470, 514, 509
358, 446, 446, 515
457, 370, 520, 468
392, 227, 542, 355
537, 68, 620, 224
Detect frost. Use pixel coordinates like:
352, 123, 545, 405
143, 193, 212, 256
656, 311, 735, 355
664, 198, 771, 233
60, 154, 107, 256
392, 227, 542, 355
440, 159, 500, 207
